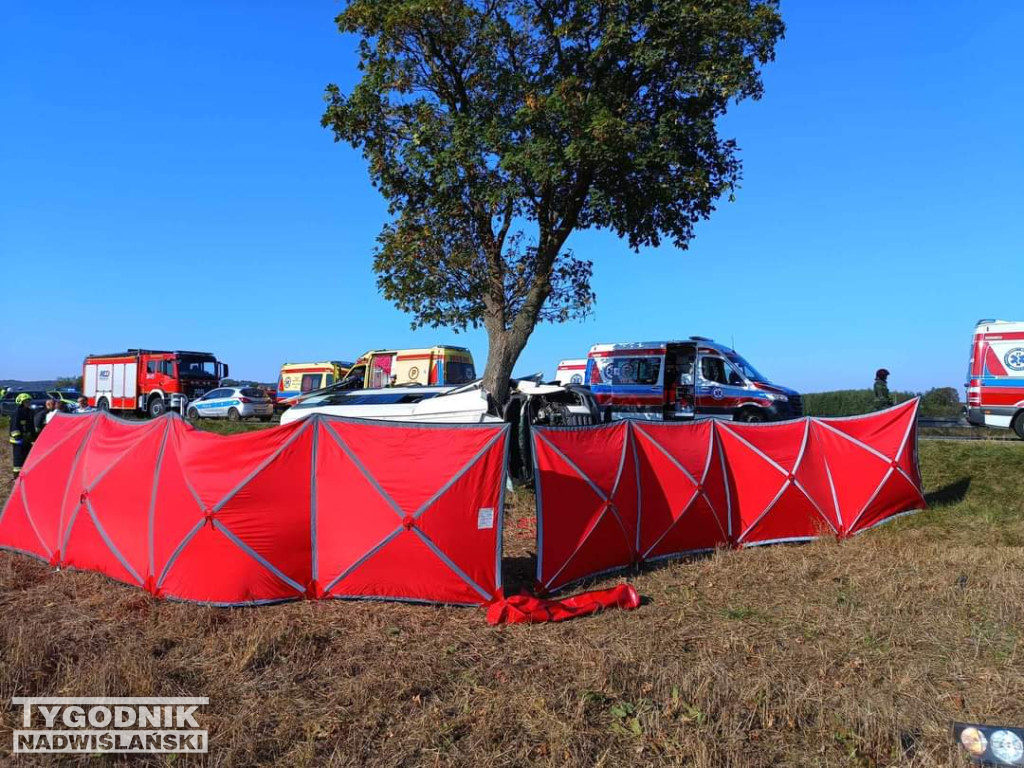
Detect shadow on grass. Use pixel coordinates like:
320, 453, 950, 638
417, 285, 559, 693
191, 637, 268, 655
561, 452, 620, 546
925, 477, 971, 508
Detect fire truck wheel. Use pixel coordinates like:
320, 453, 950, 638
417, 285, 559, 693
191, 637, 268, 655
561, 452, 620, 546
187, 407, 200, 421
227, 407, 241, 422
736, 408, 765, 423
96, 398, 109, 412
148, 397, 166, 418
1013, 412, 1024, 440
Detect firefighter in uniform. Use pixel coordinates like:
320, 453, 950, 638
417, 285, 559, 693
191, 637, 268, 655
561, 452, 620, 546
9, 392, 37, 478
873, 368, 893, 411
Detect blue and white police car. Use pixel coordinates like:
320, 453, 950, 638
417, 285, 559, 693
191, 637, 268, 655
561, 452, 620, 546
186, 386, 274, 422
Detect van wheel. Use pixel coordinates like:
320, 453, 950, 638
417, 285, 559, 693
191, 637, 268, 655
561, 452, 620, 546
187, 407, 200, 421
737, 409, 765, 423
228, 407, 240, 422
148, 397, 166, 418
96, 398, 109, 412
1013, 412, 1024, 440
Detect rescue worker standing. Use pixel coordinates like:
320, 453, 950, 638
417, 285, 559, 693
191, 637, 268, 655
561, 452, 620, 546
9, 393, 37, 478
873, 368, 893, 411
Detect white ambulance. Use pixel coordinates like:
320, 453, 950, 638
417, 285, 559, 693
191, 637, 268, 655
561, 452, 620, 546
553, 359, 587, 385
966, 319, 1024, 437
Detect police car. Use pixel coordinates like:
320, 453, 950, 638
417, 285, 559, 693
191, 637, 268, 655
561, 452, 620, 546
186, 386, 274, 422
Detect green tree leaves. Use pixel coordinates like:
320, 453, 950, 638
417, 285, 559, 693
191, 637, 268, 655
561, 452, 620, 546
324, 0, 784, 400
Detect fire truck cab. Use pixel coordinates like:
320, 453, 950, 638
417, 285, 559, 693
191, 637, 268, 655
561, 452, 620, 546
586, 338, 802, 422
966, 319, 1024, 438
83, 349, 229, 418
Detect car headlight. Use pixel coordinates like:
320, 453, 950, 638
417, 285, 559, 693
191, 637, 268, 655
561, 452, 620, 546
955, 723, 1024, 764
765, 392, 789, 403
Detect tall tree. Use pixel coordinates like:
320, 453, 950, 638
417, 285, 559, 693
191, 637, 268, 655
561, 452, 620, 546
324, 0, 784, 403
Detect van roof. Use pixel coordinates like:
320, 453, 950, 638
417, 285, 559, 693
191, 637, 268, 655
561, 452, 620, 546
589, 339, 732, 354
280, 361, 353, 368
356, 346, 472, 359
974, 319, 1024, 332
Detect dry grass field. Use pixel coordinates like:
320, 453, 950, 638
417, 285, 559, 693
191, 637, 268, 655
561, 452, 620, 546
0, 418, 1022, 766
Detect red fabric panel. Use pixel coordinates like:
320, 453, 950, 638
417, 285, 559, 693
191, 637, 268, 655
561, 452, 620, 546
487, 584, 641, 624
0, 481, 50, 560
815, 402, 925, 534
632, 421, 729, 560
533, 402, 926, 588
0, 413, 507, 607
64, 419, 166, 584
150, 419, 210, 591
792, 425, 841, 534
720, 420, 837, 545
715, 422, 792, 544
7, 413, 97, 558
316, 421, 506, 605
815, 399, 918, 462
63, 507, 142, 587
533, 423, 637, 592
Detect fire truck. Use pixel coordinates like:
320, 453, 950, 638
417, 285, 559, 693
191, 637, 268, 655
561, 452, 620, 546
966, 319, 1024, 438
83, 349, 229, 418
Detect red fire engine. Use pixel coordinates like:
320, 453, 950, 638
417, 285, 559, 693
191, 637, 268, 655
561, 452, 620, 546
82, 349, 229, 417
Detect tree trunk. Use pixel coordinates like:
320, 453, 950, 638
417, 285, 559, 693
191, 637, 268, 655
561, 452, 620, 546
481, 323, 534, 408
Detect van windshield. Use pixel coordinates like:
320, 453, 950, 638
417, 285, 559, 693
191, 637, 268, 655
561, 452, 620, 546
445, 361, 477, 385
726, 353, 768, 383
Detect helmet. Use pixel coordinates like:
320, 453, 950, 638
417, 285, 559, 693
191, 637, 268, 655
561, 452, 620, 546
875, 368, 890, 379
15, 393, 31, 405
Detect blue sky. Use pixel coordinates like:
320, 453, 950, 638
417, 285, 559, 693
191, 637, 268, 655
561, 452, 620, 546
2, 1, 1021, 393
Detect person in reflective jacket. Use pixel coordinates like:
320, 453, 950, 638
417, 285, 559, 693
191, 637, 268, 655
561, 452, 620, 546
9, 393, 37, 478
873, 368, 893, 411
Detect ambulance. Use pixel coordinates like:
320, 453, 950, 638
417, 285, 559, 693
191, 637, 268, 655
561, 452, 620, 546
554, 359, 587, 385
277, 361, 354, 408
965, 319, 1024, 437
586, 338, 802, 422
335, 346, 476, 390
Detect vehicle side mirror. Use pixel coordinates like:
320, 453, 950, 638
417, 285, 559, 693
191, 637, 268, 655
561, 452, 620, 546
729, 373, 743, 386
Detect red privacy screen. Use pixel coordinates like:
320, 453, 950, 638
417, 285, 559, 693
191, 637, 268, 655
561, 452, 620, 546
534, 400, 925, 592
0, 413, 508, 606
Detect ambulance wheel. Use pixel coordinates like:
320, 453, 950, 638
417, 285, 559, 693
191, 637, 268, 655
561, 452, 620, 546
1013, 412, 1024, 440
96, 398, 109, 412
187, 407, 200, 421
227, 407, 240, 422
148, 397, 166, 418
736, 408, 765, 423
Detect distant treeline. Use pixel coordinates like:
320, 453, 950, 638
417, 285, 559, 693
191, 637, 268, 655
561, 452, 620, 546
802, 387, 962, 418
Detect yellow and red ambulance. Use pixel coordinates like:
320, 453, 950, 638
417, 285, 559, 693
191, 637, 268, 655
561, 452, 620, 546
277, 361, 353, 408
340, 346, 476, 390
